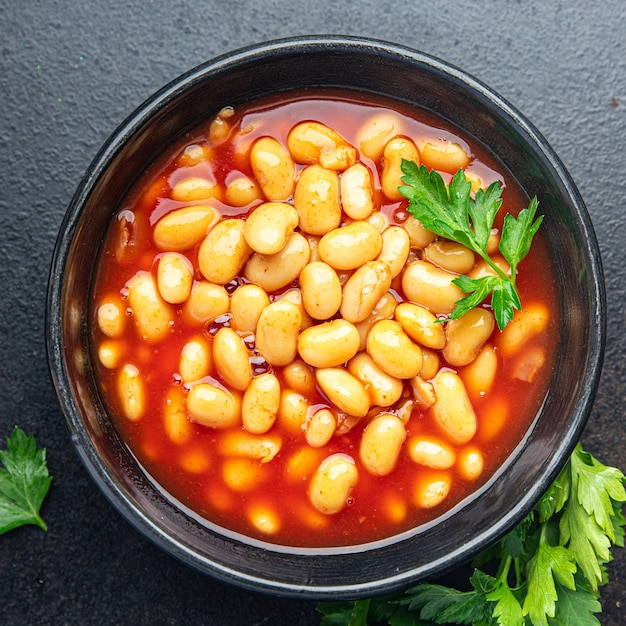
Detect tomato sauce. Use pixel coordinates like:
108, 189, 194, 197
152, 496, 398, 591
90, 93, 559, 548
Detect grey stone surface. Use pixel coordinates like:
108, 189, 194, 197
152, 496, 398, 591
0, 0, 624, 624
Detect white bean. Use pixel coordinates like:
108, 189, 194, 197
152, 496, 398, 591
222, 458, 263, 492
244, 232, 311, 292
98, 339, 121, 369
381, 136, 420, 201
117, 208, 150, 262
118, 363, 145, 421
366, 319, 423, 379
420, 139, 470, 173
376, 226, 410, 278
308, 454, 359, 514
356, 111, 403, 162
163, 387, 192, 445
359, 414, 407, 476
213, 327, 252, 391
297, 319, 360, 368
126, 271, 174, 342
156, 252, 193, 304
315, 368, 371, 417
424, 239, 475, 274
176, 143, 213, 167
243, 202, 299, 255
401, 260, 464, 315
179, 337, 212, 383
224, 173, 263, 207
179, 447, 211, 474
457, 447, 485, 481
354, 291, 397, 350
431, 371, 477, 444
220, 430, 282, 463
340, 163, 375, 219
209, 106, 235, 144
444, 308, 495, 366
278, 389, 309, 433
461, 344, 498, 397
497, 302, 550, 357
242, 373, 281, 434
97, 298, 125, 338
394, 302, 446, 349
287, 121, 356, 170
293, 164, 341, 235
413, 472, 452, 509
340, 260, 392, 323
183, 281, 229, 324
366, 210, 388, 233
255, 301, 302, 366
299, 261, 342, 320
419, 347, 440, 380
347, 352, 404, 407
171, 176, 220, 202
403, 215, 437, 248
229, 283, 270, 332
467, 255, 511, 280
279, 287, 315, 330
248, 505, 281, 535
408, 436, 456, 469
284, 446, 324, 482
409, 375, 436, 409
511, 346, 546, 383
305, 408, 337, 448
250, 136, 295, 201
186, 382, 241, 429
198, 218, 253, 284
318, 221, 382, 270
281, 359, 315, 395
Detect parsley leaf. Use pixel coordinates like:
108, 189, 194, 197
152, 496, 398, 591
317, 601, 359, 625
398, 161, 542, 330
559, 446, 626, 590
318, 596, 433, 626
553, 579, 601, 626
570, 446, 626, 541
400, 577, 492, 625
399, 165, 476, 249
560, 499, 610, 588
522, 526, 577, 625
316, 445, 626, 626
485, 578, 523, 626
499, 198, 542, 277
0, 426, 52, 534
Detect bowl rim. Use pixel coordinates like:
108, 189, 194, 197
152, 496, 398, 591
46, 34, 606, 599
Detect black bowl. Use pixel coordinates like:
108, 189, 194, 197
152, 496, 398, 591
46, 35, 605, 599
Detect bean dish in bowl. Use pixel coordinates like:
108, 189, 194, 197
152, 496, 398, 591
46, 36, 604, 598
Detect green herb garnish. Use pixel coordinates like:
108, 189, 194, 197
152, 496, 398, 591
398, 161, 543, 331
0, 427, 52, 534
317, 444, 626, 626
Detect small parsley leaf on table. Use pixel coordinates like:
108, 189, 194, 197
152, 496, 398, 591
0, 426, 52, 534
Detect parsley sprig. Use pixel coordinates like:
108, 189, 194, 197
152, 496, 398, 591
0, 427, 52, 534
317, 444, 626, 625
398, 161, 543, 331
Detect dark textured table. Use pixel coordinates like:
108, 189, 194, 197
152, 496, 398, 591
1, 2, 624, 624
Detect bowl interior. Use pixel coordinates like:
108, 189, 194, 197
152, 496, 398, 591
46, 36, 605, 599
